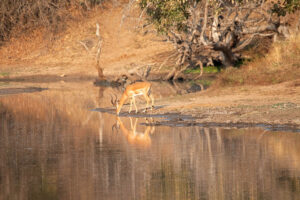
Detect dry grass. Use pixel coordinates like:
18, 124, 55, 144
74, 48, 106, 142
215, 34, 300, 87
0, 0, 173, 77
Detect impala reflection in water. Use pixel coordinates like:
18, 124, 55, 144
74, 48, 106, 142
114, 117, 155, 148
0, 81, 300, 200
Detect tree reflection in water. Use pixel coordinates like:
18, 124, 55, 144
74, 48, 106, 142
0, 84, 300, 200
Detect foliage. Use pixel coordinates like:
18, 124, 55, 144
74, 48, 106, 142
214, 33, 300, 86
139, 0, 190, 33
184, 66, 219, 74
137, 0, 288, 81
272, 0, 300, 16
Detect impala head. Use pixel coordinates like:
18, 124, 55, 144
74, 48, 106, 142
110, 94, 120, 115
111, 119, 120, 133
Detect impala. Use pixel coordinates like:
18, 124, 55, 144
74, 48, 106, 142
115, 117, 155, 147
111, 81, 154, 115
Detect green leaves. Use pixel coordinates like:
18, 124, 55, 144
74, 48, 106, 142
272, 0, 300, 16
138, 0, 190, 33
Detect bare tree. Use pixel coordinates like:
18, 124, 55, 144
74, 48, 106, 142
135, 0, 287, 80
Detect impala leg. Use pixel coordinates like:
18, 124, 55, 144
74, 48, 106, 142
133, 118, 138, 135
150, 94, 154, 110
130, 117, 134, 130
132, 96, 138, 113
129, 97, 133, 113
143, 93, 151, 112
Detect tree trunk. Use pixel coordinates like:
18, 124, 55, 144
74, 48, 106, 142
193, 60, 203, 80
220, 51, 235, 67
213, 44, 236, 67
173, 64, 189, 80
164, 67, 177, 81
96, 65, 105, 80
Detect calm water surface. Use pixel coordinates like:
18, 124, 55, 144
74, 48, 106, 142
0, 81, 300, 200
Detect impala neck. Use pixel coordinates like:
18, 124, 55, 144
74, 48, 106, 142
116, 94, 127, 115
117, 117, 130, 136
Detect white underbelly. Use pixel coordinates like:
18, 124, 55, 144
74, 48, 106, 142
129, 91, 144, 97
132, 93, 143, 97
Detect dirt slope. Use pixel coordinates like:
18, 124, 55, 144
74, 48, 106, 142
0, 2, 173, 77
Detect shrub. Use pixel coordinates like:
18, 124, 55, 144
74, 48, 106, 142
214, 34, 300, 87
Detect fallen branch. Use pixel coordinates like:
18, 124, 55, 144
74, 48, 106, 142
158, 52, 178, 71
78, 41, 90, 51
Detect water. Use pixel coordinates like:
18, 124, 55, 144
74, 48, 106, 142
1, 81, 300, 200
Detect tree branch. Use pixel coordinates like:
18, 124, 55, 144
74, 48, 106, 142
200, 0, 209, 45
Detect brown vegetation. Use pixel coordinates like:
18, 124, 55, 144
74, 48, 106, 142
0, 0, 104, 43
0, 0, 172, 80
215, 33, 300, 86
0, 1, 298, 84
136, 0, 299, 81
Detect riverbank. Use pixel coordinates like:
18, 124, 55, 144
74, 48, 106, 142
150, 79, 300, 128
0, 69, 299, 129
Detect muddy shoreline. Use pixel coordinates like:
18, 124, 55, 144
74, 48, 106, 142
1, 73, 300, 130
93, 105, 300, 132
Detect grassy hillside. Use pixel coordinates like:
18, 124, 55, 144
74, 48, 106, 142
215, 34, 300, 87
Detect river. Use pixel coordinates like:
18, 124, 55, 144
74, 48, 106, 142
0, 80, 300, 200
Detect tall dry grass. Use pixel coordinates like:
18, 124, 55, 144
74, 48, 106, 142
215, 34, 300, 86
0, 0, 106, 43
